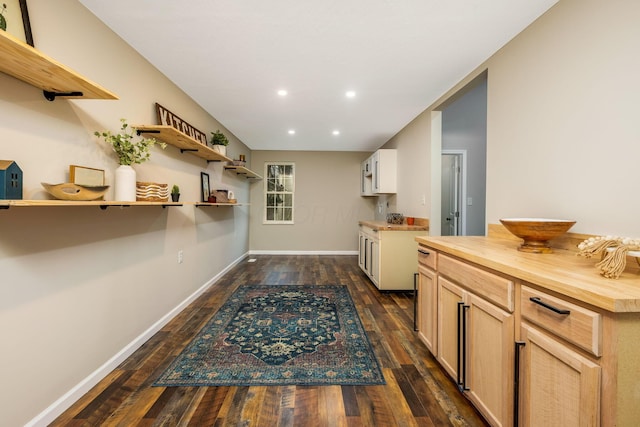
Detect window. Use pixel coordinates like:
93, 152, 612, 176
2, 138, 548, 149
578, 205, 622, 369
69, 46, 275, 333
264, 162, 294, 224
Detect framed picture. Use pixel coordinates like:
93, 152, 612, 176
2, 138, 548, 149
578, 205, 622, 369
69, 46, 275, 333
69, 165, 105, 187
0, 0, 34, 46
200, 172, 210, 202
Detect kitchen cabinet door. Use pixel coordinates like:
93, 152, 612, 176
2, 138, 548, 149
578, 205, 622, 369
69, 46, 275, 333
518, 323, 600, 427
418, 264, 438, 355
437, 277, 464, 381
465, 292, 514, 427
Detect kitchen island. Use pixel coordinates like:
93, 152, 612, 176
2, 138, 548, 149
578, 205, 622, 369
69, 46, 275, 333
415, 229, 640, 426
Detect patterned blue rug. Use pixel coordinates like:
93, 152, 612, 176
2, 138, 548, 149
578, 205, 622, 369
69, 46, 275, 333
154, 285, 385, 386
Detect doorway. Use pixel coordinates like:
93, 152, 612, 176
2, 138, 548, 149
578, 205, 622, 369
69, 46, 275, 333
441, 150, 466, 236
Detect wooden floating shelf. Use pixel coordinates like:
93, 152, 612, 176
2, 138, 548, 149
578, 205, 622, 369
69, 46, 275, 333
0, 30, 118, 100
135, 125, 232, 163
223, 165, 263, 180
0, 200, 182, 210
135, 125, 262, 180
194, 202, 247, 207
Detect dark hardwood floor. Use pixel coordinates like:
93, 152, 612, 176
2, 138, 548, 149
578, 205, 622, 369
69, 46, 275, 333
51, 255, 488, 426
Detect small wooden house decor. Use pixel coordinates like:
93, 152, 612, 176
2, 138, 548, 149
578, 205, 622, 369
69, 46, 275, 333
0, 160, 23, 200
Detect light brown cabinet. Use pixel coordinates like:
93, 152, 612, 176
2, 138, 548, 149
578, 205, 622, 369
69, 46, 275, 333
518, 323, 600, 427
417, 247, 437, 354
416, 234, 640, 427
435, 263, 515, 427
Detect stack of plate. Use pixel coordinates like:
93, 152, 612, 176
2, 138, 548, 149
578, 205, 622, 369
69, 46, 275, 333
136, 182, 169, 202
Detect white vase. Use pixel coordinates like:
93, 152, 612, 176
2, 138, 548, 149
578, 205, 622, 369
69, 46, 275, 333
114, 164, 136, 201
212, 145, 227, 156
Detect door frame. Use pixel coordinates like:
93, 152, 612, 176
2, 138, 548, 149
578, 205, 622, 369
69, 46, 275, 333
442, 149, 467, 236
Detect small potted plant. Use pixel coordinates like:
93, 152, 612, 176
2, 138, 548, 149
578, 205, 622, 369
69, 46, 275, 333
209, 130, 229, 156
171, 184, 180, 202
94, 118, 166, 201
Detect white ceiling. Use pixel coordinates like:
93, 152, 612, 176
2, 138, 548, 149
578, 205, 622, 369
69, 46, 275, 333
79, 0, 558, 152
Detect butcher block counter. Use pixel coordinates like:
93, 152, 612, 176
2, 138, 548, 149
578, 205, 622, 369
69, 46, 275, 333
415, 232, 640, 426
415, 235, 640, 313
358, 219, 429, 232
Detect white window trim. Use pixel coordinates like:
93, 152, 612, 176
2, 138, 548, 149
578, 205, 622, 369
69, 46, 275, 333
263, 162, 295, 224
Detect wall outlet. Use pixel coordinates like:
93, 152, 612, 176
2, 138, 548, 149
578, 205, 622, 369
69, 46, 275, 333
178, 250, 184, 264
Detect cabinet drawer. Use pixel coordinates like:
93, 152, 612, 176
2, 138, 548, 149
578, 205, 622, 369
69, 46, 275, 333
521, 285, 602, 357
438, 254, 514, 312
417, 246, 436, 270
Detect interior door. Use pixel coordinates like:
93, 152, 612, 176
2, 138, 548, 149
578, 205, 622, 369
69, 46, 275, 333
441, 153, 461, 236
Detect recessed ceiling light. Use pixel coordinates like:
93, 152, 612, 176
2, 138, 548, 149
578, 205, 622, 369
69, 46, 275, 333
345, 91, 356, 98
288, 129, 295, 135
277, 89, 288, 97
332, 130, 340, 136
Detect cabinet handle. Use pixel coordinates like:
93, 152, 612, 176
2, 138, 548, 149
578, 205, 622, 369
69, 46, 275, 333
514, 341, 526, 427
413, 272, 419, 331
418, 249, 430, 256
461, 304, 470, 391
529, 297, 570, 315
456, 301, 464, 389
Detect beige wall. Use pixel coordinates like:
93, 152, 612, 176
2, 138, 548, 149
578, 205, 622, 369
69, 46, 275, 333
249, 151, 375, 252
388, 0, 640, 237
0, 1, 252, 425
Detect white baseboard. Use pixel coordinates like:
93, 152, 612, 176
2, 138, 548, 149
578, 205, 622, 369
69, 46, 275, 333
26, 252, 249, 427
249, 250, 358, 255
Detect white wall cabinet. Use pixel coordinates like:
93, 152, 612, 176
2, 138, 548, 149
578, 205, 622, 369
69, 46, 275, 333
360, 149, 396, 196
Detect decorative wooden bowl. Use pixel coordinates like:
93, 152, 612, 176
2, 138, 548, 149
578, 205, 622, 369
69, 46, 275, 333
42, 182, 109, 201
499, 218, 576, 253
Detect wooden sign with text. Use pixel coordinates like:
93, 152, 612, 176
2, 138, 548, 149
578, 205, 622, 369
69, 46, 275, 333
155, 103, 207, 145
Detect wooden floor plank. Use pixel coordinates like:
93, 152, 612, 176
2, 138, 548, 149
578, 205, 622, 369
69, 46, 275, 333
50, 255, 487, 427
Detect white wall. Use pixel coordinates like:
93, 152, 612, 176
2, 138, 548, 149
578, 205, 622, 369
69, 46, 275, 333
389, 0, 640, 237
0, 1, 252, 425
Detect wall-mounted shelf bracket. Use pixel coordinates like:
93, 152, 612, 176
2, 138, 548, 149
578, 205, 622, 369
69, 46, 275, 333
181, 148, 199, 154
43, 90, 83, 101
137, 129, 160, 136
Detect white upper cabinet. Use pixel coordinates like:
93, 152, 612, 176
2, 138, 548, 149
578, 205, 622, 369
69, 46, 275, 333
361, 149, 396, 196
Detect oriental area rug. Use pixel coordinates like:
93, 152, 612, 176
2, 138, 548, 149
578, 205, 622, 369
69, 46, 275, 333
154, 285, 385, 387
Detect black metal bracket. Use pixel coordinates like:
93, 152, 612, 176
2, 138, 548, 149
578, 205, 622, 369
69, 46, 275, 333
181, 149, 198, 154
99, 204, 131, 210
136, 129, 160, 135
43, 90, 83, 101
206, 159, 221, 163
0, 205, 10, 210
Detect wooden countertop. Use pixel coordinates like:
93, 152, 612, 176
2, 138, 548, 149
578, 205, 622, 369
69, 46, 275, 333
416, 235, 640, 313
359, 220, 429, 232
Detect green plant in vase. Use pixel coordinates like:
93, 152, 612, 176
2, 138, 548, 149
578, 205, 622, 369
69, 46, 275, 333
94, 118, 166, 165
0, 4, 8, 31
171, 184, 180, 202
210, 130, 229, 156
94, 118, 166, 201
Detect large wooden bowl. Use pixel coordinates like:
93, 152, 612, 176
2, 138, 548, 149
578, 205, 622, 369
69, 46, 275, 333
499, 218, 576, 253
42, 182, 109, 201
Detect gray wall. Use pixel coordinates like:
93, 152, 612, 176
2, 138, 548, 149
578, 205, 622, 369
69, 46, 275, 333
0, 1, 252, 425
441, 77, 487, 236
249, 151, 376, 252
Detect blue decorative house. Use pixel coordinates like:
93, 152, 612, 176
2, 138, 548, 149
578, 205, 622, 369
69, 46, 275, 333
0, 160, 23, 200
